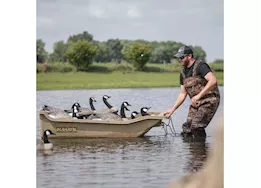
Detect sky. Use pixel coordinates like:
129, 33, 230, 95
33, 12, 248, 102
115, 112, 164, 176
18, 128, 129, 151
37, 0, 223, 62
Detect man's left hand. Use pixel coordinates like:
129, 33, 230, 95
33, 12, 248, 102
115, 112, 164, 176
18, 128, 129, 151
191, 94, 201, 106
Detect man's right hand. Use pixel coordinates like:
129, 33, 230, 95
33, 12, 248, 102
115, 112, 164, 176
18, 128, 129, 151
163, 108, 175, 118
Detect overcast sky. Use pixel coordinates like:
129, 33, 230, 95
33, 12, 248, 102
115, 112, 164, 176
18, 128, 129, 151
37, 0, 223, 62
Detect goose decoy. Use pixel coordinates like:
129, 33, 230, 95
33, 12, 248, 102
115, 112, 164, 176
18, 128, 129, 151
65, 102, 92, 119
90, 97, 118, 114
64, 102, 81, 114
131, 111, 139, 119
88, 101, 131, 121
42, 104, 79, 119
140, 107, 151, 116
42, 105, 72, 119
102, 95, 118, 114
119, 101, 131, 120
37, 130, 56, 150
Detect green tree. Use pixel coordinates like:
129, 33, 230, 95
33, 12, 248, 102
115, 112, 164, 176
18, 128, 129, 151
49, 41, 68, 62
37, 39, 48, 64
122, 42, 152, 71
67, 31, 93, 43
106, 39, 123, 63
66, 41, 98, 71
190, 46, 207, 62
94, 42, 109, 62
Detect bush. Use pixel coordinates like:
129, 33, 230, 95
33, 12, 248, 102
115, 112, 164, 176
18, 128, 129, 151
66, 40, 98, 71
36, 62, 76, 73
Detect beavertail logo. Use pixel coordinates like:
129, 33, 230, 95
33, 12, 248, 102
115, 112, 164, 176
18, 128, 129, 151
56, 127, 77, 132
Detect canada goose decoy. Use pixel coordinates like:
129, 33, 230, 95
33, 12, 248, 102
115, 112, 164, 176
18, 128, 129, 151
102, 95, 118, 114
42, 104, 79, 119
131, 111, 139, 119
42, 105, 72, 119
37, 130, 55, 150
88, 101, 131, 121
90, 97, 118, 114
140, 107, 151, 116
64, 102, 81, 114
65, 102, 92, 119
119, 101, 131, 120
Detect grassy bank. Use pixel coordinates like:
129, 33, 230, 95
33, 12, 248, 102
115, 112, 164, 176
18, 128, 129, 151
37, 71, 223, 90
37, 62, 224, 73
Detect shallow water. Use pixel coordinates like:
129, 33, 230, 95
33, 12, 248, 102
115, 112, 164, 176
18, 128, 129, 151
36, 87, 223, 188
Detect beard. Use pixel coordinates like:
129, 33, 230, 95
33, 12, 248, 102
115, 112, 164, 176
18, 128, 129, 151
182, 59, 190, 67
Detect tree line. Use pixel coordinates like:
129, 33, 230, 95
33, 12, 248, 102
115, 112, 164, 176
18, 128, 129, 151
37, 31, 209, 71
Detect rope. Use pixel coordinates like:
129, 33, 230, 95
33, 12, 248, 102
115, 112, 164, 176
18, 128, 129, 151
161, 117, 180, 136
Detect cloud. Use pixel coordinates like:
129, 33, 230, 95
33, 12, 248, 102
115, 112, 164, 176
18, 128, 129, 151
87, 6, 107, 19
37, 17, 55, 27
127, 6, 141, 18
37, 0, 223, 61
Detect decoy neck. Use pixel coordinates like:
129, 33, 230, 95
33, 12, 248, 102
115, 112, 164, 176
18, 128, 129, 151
120, 101, 131, 118
89, 97, 97, 111
103, 95, 113, 109
42, 130, 56, 143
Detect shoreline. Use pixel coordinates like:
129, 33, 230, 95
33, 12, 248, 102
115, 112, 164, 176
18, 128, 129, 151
37, 72, 223, 91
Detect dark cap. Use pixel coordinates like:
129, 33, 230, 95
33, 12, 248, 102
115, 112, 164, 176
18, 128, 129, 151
174, 46, 193, 58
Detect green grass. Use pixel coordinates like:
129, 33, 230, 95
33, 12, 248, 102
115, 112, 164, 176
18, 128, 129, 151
37, 71, 223, 90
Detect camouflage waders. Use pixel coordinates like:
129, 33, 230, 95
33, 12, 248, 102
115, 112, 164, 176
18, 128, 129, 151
181, 60, 220, 137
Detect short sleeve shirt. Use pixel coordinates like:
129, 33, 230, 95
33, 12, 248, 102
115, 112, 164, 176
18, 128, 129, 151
180, 60, 212, 85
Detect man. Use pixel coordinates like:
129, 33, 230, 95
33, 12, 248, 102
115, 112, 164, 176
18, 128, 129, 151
163, 46, 220, 138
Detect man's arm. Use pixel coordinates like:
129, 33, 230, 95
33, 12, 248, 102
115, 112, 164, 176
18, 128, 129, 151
163, 85, 188, 118
199, 72, 218, 96
191, 72, 217, 105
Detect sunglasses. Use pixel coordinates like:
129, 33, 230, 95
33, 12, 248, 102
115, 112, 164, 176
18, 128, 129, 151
179, 55, 187, 60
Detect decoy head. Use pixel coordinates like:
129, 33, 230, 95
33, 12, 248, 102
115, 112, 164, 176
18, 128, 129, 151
122, 101, 131, 111
71, 102, 81, 109
103, 95, 111, 99
44, 129, 56, 136
131, 111, 139, 119
42, 129, 56, 143
141, 107, 151, 116
90, 97, 97, 103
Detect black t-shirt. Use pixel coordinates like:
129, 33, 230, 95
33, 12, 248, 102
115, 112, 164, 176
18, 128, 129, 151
180, 61, 212, 85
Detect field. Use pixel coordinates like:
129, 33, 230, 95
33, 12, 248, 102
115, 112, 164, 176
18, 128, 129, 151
37, 71, 223, 90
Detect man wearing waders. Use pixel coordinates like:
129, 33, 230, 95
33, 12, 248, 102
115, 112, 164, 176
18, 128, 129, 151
163, 46, 220, 138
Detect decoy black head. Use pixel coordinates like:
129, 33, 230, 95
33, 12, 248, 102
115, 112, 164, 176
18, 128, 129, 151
131, 111, 139, 119
42, 105, 49, 111
42, 129, 56, 143
71, 102, 81, 109
122, 101, 131, 111
90, 97, 97, 102
141, 107, 151, 116
103, 95, 111, 99
44, 129, 56, 136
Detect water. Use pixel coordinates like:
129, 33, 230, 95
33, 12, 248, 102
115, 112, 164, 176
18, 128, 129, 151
36, 87, 223, 188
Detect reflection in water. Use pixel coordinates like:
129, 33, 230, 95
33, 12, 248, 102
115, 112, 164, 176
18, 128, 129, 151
50, 137, 150, 150
182, 137, 209, 173
37, 87, 223, 188
37, 149, 54, 156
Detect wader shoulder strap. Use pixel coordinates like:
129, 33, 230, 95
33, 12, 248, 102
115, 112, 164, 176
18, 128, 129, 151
192, 60, 203, 76
181, 67, 186, 79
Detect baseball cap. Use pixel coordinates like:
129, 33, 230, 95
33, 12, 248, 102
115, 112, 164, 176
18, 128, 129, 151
174, 46, 193, 58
